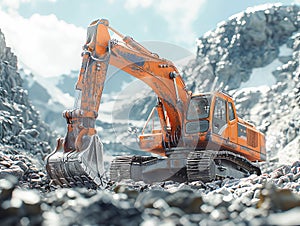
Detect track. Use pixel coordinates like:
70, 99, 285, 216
110, 156, 159, 182
109, 156, 133, 181
187, 150, 261, 182
110, 150, 261, 184
186, 151, 216, 182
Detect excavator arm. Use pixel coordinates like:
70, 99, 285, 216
63, 19, 111, 153
71, 19, 190, 152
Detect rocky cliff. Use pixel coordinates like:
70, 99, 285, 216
0, 30, 55, 189
184, 4, 299, 92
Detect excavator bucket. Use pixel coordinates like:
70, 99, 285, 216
45, 135, 105, 188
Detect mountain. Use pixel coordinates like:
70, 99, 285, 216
20, 66, 136, 126
19, 69, 75, 135
184, 4, 299, 91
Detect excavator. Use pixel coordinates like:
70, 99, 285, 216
45, 19, 266, 188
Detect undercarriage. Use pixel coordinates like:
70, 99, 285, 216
110, 149, 261, 184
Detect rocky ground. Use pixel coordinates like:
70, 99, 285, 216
0, 161, 300, 226
0, 3, 300, 226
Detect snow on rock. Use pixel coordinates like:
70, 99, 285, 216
183, 4, 299, 92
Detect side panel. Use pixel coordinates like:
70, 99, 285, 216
237, 123, 261, 161
208, 93, 265, 162
259, 134, 266, 161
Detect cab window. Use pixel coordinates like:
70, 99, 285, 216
213, 97, 227, 134
228, 102, 235, 121
187, 96, 211, 120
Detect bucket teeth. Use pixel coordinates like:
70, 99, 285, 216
45, 135, 106, 189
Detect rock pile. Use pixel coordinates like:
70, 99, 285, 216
0, 29, 54, 189
0, 161, 299, 225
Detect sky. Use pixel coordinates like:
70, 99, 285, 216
0, 0, 299, 78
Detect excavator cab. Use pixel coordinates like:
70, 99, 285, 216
185, 91, 266, 162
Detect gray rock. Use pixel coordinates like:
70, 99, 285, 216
183, 4, 300, 92
135, 190, 169, 209
164, 189, 203, 214
0, 165, 24, 179
13, 161, 29, 172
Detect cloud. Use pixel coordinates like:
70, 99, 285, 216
0, 0, 205, 77
0, 9, 85, 77
124, 0, 206, 46
124, 0, 153, 10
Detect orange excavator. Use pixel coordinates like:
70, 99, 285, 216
45, 19, 266, 188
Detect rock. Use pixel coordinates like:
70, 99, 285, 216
13, 161, 29, 172
74, 191, 142, 226
0, 165, 24, 179
135, 190, 169, 209
0, 160, 11, 168
12, 189, 41, 215
0, 176, 18, 201
183, 4, 300, 92
267, 207, 300, 225
257, 183, 300, 211
164, 189, 203, 213
0, 177, 42, 225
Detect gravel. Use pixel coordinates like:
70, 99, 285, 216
1, 161, 300, 225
